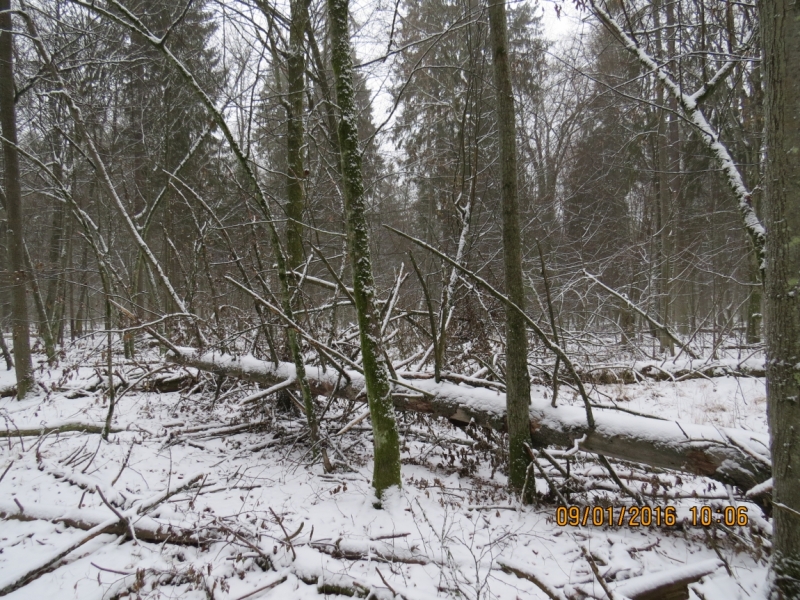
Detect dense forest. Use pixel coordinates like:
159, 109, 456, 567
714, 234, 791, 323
0, 0, 798, 598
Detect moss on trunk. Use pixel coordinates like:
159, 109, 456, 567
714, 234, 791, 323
326, 0, 401, 500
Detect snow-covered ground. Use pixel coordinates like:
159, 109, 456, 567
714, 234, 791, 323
0, 343, 771, 599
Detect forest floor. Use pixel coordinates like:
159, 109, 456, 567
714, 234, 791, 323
0, 342, 771, 599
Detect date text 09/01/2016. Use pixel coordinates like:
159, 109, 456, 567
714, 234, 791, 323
555, 505, 749, 528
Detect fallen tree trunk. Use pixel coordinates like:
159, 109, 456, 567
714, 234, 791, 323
499, 557, 722, 600
169, 348, 771, 492
614, 558, 722, 600
574, 357, 765, 384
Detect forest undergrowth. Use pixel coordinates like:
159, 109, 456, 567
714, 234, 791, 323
0, 336, 772, 600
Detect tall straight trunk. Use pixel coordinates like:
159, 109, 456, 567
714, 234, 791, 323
0, 0, 33, 398
283, 0, 323, 458
664, 0, 686, 337
327, 0, 402, 500
760, 0, 800, 596
653, 0, 674, 354
487, 0, 532, 496
656, 104, 673, 353
0, 216, 12, 369
44, 177, 66, 329
286, 0, 307, 271
745, 266, 762, 345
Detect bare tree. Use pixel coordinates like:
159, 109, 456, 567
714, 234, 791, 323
0, 0, 33, 398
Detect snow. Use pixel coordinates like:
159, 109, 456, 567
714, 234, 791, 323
614, 558, 722, 597
0, 344, 772, 599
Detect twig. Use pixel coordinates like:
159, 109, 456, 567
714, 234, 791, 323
581, 546, 624, 599
409, 252, 441, 382
90, 562, 133, 576
525, 445, 568, 505
536, 240, 562, 407
705, 527, 733, 576
269, 508, 299, 560
0, 461, 13, 484
584, 271, 700, 359
111, 442, 135, 486
337, 409, 370, 435
96, 487, 136, 544
498, 559, 568, 600
232, 575, 288, 600
376, 567, 405, 599
597, 454, 644, 504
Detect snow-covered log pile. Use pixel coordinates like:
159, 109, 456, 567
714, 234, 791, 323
170, 348, 771, 493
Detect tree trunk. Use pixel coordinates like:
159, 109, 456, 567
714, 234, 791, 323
169, 348, 772, 494
760, 0, 800, 596
653, 0, 674, 355
286, 0, 307, 273
283, 0, 323, 457
0, 1, 33, 398
746, 258, 763, 345
487, 0, 532, 497
327, 0, 402, 500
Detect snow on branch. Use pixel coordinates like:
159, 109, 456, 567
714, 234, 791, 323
588, 0, 766, 272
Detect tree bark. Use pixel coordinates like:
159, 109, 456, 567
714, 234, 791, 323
652, 0, 675, 355
283, 0, 323, 458
760, 0, 800, 596
326, 0, 402, 500
0, 0, 33, 398
487, 0, 532, 496
286, 0, 308, 273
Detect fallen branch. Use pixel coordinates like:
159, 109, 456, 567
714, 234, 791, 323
585, 272, 699, 359
309, 538, 430, 565
498, 559, 568, 600
0, 473, 205, 595
577, 359, 765, 384
0, 421, 126, 438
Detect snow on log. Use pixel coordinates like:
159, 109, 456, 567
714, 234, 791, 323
169, 348, 771, 492
576, 357, 765, 384
0, 500, 202, 546
614, 558, 722, 600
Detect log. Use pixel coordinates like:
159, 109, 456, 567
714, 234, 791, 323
614, 558, 722, 600
499, 558, 722, 600
169, 348, 772, 492
0, 421, 126, 438
0, 500, 202, 546
575, 358, 765, 384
